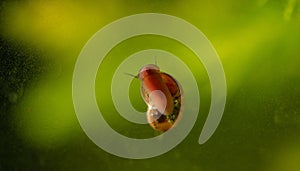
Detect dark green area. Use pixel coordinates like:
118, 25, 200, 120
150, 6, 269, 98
0, 37, 45, 170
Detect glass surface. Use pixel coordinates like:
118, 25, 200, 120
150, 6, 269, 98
0, 0, 299, 170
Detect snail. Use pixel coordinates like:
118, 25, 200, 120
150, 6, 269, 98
135, 64, 183, 132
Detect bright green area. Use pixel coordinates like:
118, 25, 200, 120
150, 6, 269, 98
1, 0, 300, 170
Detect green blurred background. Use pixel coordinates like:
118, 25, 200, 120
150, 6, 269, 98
0, 0, 300, 170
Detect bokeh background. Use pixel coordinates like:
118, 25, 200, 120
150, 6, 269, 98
1, 0, 300, 170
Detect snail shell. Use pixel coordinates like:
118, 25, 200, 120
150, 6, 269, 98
138, 64, 182, 132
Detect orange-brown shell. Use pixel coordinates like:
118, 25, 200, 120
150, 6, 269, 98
139, 66, 174, 115
140, 71, 182, 132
